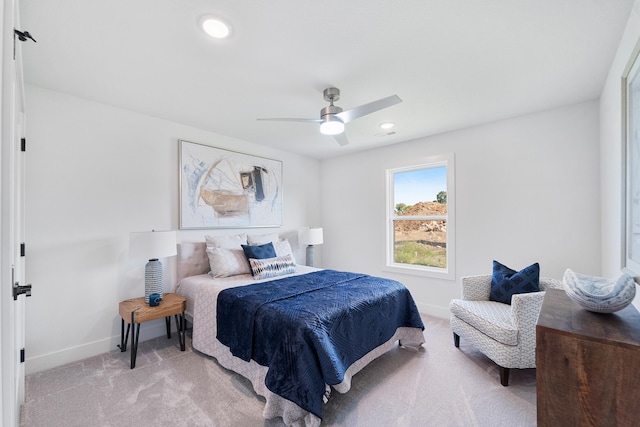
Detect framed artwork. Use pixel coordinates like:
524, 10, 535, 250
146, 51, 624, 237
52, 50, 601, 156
622, 40, 640, 282
179, 140, 283, 229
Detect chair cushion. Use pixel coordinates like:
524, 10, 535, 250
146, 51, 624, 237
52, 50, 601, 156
489, 260, 540, 304
449, 299, 518, 345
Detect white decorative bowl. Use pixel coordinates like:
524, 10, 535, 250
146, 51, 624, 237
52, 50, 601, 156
562, 269, 636, 313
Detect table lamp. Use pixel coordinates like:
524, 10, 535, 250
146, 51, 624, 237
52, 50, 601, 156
130, 230, 177, 303
302, 227, 323, 267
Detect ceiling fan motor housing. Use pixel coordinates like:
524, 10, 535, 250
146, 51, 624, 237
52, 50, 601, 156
320, 104, 343, 119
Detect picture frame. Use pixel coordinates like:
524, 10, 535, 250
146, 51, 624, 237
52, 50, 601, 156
622, 40, 640, 282
179, 140, 283, 229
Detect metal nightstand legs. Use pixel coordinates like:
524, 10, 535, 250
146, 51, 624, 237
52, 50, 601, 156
118, 311, 186, 369
174, 313, 186, 351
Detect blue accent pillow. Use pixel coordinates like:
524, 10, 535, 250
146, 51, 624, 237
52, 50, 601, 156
242, 242, 276, 261
489, 261, 540, 304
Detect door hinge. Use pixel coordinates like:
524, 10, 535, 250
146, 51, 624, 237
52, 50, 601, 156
14, 30, 36, 43
20, 243, 25, 257
13, 282, 32, 300
20, 348, 25, 363
21, 138, 26, 152
13, 29, 36, 60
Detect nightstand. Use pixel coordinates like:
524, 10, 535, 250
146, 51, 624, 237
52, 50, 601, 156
118, 293, 186, 368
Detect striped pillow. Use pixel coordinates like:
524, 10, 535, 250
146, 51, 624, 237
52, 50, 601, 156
249, 254, 296, 280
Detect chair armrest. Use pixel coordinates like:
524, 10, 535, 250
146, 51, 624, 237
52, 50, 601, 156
461, 275, 492, 301
510, 291, 546, 344
511, 277, 561, 335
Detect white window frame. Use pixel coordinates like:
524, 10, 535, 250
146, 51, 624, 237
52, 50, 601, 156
384, 153, 455, 280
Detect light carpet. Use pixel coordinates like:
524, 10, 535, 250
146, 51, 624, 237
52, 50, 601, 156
20, 315, 537, 426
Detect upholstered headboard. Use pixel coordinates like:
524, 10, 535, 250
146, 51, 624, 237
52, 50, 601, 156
176, 241, 210, 284
176, 232, 303, 284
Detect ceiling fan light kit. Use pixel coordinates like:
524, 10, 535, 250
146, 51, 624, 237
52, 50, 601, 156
257, 87, 402, 146
319, 118, 344, 135
319, 108, 345, 135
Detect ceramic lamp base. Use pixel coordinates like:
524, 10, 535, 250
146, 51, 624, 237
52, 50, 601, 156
306, 245, 316, 267
144, 258, 163, 303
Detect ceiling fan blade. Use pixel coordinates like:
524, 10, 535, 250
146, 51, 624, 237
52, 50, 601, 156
333, 132, 349, 146
257, 118, 322, 123
336, 94, 402, 123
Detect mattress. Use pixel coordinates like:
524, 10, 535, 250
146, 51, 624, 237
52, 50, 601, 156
176, 267, 425, 426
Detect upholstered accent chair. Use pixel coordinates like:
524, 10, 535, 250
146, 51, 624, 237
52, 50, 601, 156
449, 275, 563, 386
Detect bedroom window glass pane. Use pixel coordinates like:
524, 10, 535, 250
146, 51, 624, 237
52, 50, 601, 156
386, 154, 455, 279
393, 220, 447, 268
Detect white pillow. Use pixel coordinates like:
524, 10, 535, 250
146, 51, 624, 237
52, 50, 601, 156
273, 239, 296, 264
205, 233, 248, 250
247, 233, 279, 245
249, 254, 296, 280
206, 247, 251, 277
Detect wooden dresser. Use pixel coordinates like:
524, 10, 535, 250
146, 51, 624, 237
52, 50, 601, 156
536, 289, 640, 427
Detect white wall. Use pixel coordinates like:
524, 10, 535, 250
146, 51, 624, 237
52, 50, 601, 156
321, 101, 601, 318
600, 0, 640, 309
23, 85, 321, 373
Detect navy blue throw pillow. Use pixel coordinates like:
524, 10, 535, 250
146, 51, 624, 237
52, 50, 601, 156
241, 242, 276, 261
489, 261, 540, 305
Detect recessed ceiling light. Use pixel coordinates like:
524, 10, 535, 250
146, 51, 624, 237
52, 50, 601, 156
379, 122, 395, 130
200, 16, 231, 39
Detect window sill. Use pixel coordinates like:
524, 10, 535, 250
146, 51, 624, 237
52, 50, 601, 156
383, 264, 455, 281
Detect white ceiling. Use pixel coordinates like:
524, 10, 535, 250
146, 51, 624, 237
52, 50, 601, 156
19, 1, 634, 160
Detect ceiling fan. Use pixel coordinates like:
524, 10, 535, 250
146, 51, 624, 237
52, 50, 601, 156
257, 87, 402, 146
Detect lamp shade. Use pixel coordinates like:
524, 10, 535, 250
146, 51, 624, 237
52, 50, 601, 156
302, 227, 324, 246
130, 230, 177, 260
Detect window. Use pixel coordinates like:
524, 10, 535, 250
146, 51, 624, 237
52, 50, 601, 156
386, 154, 455, 279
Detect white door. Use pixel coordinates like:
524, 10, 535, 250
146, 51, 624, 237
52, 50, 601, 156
1, 0, 28, 425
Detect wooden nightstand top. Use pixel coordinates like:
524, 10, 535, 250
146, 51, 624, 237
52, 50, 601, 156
537, 289, 640, 347
119, 293, 186, 324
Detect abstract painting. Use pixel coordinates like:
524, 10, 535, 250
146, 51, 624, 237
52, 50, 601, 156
179, 140, 283, 229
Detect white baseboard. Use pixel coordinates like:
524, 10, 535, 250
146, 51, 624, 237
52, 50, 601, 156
416, 301, 450, 319
25, 320, 169, 375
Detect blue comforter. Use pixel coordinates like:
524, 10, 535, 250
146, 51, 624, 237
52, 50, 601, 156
216, 270, 424, 419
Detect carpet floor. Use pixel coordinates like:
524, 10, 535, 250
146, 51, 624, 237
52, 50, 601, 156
20, 315, 537, 426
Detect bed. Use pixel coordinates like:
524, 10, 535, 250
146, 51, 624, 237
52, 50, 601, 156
175, 238, 425, 427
